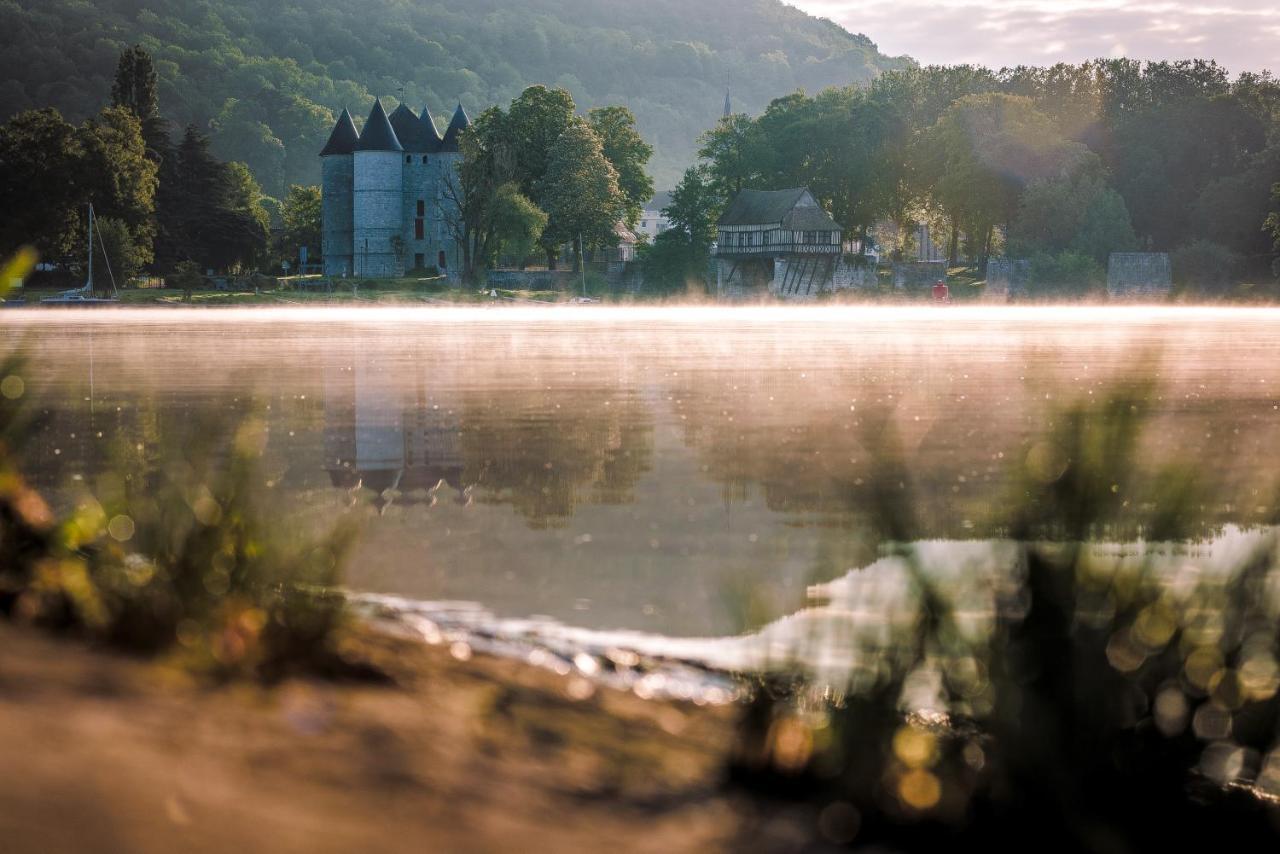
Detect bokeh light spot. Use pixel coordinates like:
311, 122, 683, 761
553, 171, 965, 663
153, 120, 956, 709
1, 374, 25, 399
107, 514, 135, 542
898, 769, 942, 810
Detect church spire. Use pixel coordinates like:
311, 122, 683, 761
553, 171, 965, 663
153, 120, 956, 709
724, 86, 732, 120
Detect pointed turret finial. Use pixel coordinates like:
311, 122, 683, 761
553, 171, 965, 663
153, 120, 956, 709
319, 108, 360, 157
420, 107, 443, 151
355, 98, 404, 152
440, 102, 471, 152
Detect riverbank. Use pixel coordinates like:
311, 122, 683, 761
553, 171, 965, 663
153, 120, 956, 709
0, 621, 742, 853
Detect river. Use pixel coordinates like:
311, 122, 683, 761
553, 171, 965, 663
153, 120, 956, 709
5, 305, 1280, 675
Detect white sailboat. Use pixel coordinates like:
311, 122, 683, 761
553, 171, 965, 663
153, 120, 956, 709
41, 203, 120, 305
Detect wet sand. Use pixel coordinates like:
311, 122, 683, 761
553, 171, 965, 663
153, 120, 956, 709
0, 624, 738, 853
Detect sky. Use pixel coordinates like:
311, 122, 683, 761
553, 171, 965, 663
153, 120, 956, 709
788, 1, 1278, 74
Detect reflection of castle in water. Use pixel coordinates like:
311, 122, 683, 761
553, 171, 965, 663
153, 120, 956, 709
324, 360, 471, 512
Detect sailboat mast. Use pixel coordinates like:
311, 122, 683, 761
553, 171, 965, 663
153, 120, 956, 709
87, 203, 94, 292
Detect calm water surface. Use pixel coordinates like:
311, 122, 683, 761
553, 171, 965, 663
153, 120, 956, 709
6, 306, 1280, 646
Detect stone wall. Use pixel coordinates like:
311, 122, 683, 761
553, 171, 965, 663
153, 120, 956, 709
1108, 252, 1172, 298
768, 256, 876, 299
985, 258, 1030, 301
353, 151, 404, 278
321, 154, 354, 277
832, 257, 878, 291
486, 270, 581, 291
716, 258, 775, 300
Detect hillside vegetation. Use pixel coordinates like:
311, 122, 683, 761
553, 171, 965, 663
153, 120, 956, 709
0, 0, 907, 193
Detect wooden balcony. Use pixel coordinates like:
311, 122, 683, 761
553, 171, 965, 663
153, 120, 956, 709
713, 242, 842, 258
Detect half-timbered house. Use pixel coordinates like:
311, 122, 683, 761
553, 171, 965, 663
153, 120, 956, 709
713, 188, 843, 298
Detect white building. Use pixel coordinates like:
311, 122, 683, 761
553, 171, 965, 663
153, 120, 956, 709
636, 192, 672, 242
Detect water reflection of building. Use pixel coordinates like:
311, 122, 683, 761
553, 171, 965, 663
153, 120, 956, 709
324, 359, 469, 512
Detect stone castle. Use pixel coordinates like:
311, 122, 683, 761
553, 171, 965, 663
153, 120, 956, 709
319, 98, 470, 278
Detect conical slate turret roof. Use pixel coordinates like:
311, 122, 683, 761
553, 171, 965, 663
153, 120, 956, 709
440, 103, 471, 152
319, 108, 360, 156
354, 99, 403, 153
420, 107, 443, 152
389, 103, 430, 152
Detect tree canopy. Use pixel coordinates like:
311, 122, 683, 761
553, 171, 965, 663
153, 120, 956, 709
0, 0, 906, 194
691, 59, 1280, 289
445, 86, 642, 279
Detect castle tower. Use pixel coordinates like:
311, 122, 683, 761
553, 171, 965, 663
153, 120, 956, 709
319, 108, 359, 276
352, 99, 404, 278
390, 103, 438, 273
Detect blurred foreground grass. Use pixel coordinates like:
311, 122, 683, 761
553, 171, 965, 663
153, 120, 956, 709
730, 389, 1280, 848
0, 351, 373, 681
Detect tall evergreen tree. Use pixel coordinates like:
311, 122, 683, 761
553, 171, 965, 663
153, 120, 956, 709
111, 45, 159, 120
168, 125, 267, 272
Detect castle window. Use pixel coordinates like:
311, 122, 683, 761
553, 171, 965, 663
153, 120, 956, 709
422, 156, 429, 164
414, 253, 424, 269
417, 200, 425, 217
405, 155, 412, 164
415, 218, 424, 240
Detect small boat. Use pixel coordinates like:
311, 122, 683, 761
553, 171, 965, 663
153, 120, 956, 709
42, 203, 120, 306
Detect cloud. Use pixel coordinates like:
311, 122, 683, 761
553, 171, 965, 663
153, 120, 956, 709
788, 1, 1278, 73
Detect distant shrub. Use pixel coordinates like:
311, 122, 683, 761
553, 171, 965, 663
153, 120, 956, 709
1173, 240, 1239, 295
1027, 250, 1104, 298
167, 260, 205, 295
408, 265, 441, 278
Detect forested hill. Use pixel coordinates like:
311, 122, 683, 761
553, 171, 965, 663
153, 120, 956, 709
0, 0, 908, 194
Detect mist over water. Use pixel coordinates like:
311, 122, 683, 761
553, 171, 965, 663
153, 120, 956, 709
6, 305, 1280, 650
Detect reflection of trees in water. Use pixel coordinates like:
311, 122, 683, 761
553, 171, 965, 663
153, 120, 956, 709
459, 389, 654, 529
665, 362, 1280, 540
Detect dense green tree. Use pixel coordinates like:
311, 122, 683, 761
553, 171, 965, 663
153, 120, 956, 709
1266, 184, 1280, 279
278, 185, 321, 269
922, 94, 1078, 268
489, 183, 547, 266
0, 105, 156, 270
697, 114, 759, 198
0, 109, 86, 262
1172, 240, 1239, 294
506, 86, 579, 198
639, 165, 720, 293
502, 86, 578, 265
1010, 157, 1137, 263
1026, 250, 1105, 298
443, 105, 518, 280
166, 126, 268, 272
588, 106, 654, 228
665, 165, 722, 248
79, 106, 159, 243
111, 46, 159, 121
541, 120, 626, 273
92, 216, 150, 288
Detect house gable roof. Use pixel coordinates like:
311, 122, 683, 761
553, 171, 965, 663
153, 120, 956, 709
717, 188, 840, 231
